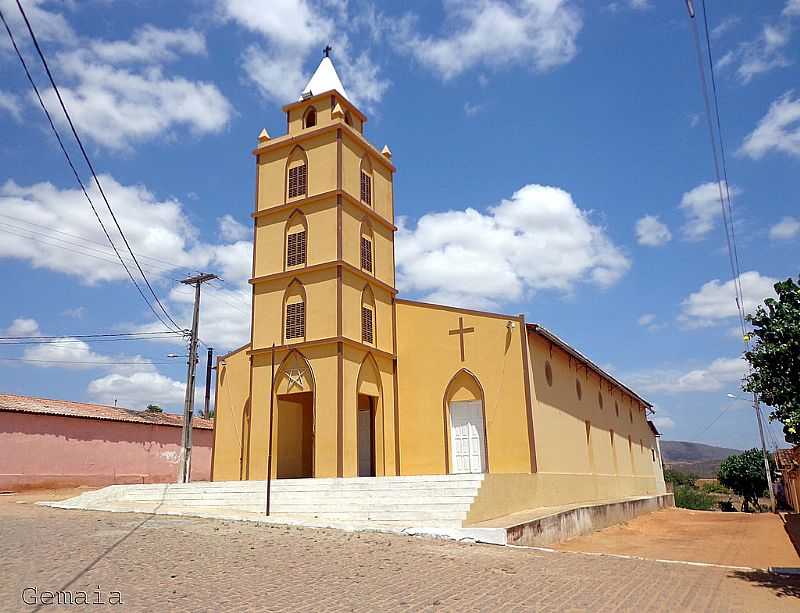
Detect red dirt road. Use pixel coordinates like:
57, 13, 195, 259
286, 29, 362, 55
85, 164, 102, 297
557, 507, 800, 569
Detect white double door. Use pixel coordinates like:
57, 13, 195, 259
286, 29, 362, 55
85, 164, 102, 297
449, 400, 486, 474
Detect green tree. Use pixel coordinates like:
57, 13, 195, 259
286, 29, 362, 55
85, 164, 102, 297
663, 468, 698, 488
717, 449, 774, 512
744, 275, 800, 443
146, 404, 163, 413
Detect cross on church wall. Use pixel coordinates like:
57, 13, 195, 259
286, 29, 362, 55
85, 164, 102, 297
449, 316, 475, 362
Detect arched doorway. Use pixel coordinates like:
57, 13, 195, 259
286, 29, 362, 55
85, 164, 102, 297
273, 350, 315, 478
356, 354, 383, 477
444, 369, 488, 474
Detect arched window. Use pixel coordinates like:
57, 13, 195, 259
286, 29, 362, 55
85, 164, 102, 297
361, 286, 375, 345
285, 210, 307, 269
359, 156, 372, 206
304, 107, 317, 128
284, 279, 306, 342
360, 220, 374, 274
286, 147, 308, 200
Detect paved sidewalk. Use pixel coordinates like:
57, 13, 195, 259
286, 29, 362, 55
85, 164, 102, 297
1, 492, 798, 612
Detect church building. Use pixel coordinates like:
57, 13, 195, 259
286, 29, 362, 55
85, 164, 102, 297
211, 55, 667, 512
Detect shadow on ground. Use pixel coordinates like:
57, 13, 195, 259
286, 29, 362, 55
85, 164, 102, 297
730, 570, 800, 599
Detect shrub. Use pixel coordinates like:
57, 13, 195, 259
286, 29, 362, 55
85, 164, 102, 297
664, 469, 698, 488
718, 500, 736, 512
674, 485, 715, 511
701, 481, 731, 494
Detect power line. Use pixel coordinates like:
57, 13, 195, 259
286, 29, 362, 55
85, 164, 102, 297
692, 403, 735, 440
0, 336, 181, 346
0, 357, 177, 366
0, 7, 180, 334
13, 0, 183, 333
0, 331, 182, 341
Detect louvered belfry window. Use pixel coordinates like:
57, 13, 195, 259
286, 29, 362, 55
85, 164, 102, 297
361, 306, 373, 344
285, 302, 305, 339
360, 237, 372, 272
288, 164, 307, 198
287, 231, 306, 267
360, 171, 371, 205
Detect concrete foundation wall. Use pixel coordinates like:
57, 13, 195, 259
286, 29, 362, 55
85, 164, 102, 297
505, 493, 675, 547
0, 412, 212, 491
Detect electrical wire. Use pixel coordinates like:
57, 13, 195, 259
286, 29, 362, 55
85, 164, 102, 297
0, 331, 183, 340
0, 357, 177, 366
0, 336, 181, 346
0, 7, 180, 334
13, 0, 183, 333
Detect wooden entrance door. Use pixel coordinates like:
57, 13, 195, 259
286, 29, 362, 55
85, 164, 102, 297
449, 400, 486, 474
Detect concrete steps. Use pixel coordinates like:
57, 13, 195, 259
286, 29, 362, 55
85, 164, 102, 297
48, 475, 486, 529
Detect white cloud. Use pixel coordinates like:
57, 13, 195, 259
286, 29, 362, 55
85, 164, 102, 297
627, 356, 747, 394
62, 306, 87, 319
43, 46, 232, 151
0, 0, 76, 50
679, 271, 778, 328
635, 215, 671, 247
711, 15, 741, 39
218, 0, 388, 110
0, 90, 22, 122
218, 214, 250, 242
628, 0, 652, 10
22, 339, 154, 374
769, 216, 800, 240
718, 20, 793, 84
396, 183, 630, 310
401, 0, 583, 80
679, 181, 740, 241
637, 313, 656, 326
88, 371, 186, 411
88, 25, 206, 64
652, 415, 675, 430
4, 317, 40, 337
464, 101, 483, 117
739, 91, 800, 159
786, 0, 800, 17
688, 113, 700, 128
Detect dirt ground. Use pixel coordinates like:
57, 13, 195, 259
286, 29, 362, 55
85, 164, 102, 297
557, 506, 800, 569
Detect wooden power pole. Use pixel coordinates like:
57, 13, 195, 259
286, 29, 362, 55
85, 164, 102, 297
178, 273, 218, 484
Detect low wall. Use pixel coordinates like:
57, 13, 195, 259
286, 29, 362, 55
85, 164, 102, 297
466, 472, 665, 524
0, 412, 212, 491
505, 494, 675, 547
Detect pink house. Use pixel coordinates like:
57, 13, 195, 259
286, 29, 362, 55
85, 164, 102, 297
0, 393, 213, 491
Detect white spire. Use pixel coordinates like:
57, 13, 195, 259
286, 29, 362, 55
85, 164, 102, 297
300, 56, 349, 101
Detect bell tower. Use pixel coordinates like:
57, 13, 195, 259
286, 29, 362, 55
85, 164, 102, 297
246, 52, 399, 479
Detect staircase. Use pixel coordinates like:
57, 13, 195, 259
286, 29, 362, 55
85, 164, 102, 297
48, 474, 486, 529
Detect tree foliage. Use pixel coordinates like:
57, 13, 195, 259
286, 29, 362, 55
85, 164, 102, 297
744, 275, 800, 443
146, 404, 163, 413
663, 468, 698, 488
717, 449, 774, 512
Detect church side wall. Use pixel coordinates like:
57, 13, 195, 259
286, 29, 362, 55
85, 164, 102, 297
395, 301, 532, 476
527, 332, 662, 501
212, 345, 251, 481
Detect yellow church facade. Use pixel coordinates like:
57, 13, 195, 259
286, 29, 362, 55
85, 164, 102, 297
212, 57, 666, 512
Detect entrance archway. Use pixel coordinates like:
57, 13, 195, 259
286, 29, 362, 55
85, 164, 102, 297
443, 369, 488, 474
356, 354, 383, 477
273, 350, 315, 478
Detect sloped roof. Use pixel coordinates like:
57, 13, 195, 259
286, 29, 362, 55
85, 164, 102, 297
0, 393, 213, 429
301, 56, 349, 101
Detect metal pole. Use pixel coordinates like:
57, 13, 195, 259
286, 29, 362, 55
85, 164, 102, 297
266, 343, 276, 515
203, 347, 214, 419
178, 273, 218, 483
754, 394, 776, 512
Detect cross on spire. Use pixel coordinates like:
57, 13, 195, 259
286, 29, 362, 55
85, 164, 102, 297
449, 317, 475, 362
323, 45, 332, 58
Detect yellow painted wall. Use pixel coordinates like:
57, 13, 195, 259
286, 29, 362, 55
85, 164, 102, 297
527, 331, 662, 497
395, 301, 532, 476
341, 133, 393, 223
211, 344, 251, 481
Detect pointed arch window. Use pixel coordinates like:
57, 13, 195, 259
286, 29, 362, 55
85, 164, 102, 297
360, 157, 372, 206
284, 280, 306, 342
360, 221, 374, 274
287, 147, 308, 200
304, 107, 317, 129
361, 286, 376, 345
285, 211, 308, 268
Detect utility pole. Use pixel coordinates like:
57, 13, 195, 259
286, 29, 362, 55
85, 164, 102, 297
203, 347, 214, 419
178, 273, 218, 484
754, 394, 776, 513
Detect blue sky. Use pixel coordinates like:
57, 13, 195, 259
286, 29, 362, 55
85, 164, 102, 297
0, 0, 797, 450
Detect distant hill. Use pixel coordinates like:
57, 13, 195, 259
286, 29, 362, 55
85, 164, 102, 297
661, 440, 742, 478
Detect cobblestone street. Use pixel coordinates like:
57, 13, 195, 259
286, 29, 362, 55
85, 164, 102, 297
1, 496, 798, 612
